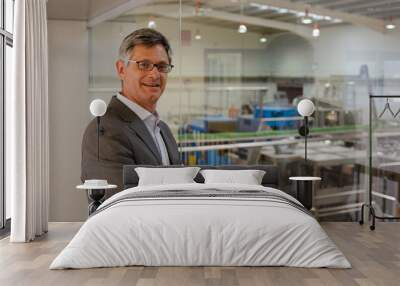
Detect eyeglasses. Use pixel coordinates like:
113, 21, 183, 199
127, 60, 174, 73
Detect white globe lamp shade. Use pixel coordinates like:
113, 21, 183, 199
238, 24, 247, 33
297, 99, 315, 117
90, 99, 107, 117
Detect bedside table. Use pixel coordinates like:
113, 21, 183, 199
77, 182, 117, 215
289, 176, 321, 213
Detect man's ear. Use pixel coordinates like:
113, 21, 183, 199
115, 60, 126, 80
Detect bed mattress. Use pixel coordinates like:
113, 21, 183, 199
50, 183, 351, 269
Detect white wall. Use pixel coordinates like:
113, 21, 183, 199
48, 20, 90, 221
311, 25, 400, 121
312, 25, 400, 80
265, 33, 313, 77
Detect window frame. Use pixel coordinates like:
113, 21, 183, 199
0, 0, 13, 231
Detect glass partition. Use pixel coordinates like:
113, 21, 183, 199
88, 0, 400, 221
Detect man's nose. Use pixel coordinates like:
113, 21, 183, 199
147, 65, 161, 77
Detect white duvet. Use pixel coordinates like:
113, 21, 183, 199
50, 183, 351, 269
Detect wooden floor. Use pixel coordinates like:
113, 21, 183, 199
0, 222, 399, 286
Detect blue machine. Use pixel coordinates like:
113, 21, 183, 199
239, 105, 299, 131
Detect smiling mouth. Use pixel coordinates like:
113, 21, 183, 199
142, 83, 160, 88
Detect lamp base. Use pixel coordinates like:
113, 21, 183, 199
295, 180, 312, 210
87, 189, 106, 215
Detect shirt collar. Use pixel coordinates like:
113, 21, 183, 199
117, 93, 159, 123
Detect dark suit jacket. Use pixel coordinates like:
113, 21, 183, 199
81, 96, 181, 197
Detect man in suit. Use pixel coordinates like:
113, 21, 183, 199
81, 28, 181, 197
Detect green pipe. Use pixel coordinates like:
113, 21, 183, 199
178, 124, 368, 141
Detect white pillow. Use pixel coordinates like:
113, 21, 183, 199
135, 167, 200, 186
200, 169, 266, 185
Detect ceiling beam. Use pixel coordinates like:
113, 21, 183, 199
291, 0, 331, 4
340, 0, 400, 12
363, 8, 400, 18
208, 0, 386, 33
206, 9, 313, 38
324, 0, 368, 9
126, 4, 195, 20
128, 4, 314, 38
362, 4, 400, 15
87, 0, 149, 27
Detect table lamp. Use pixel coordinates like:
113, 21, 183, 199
81, 99, 109, 215
297, 99, 315, 162
89, 99, 107, 160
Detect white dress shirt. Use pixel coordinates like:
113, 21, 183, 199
117, 93, 170, 165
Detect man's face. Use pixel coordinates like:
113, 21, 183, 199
116, 44, 170, 112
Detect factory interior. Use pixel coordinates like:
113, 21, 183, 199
43, 0, 400, 222
57, 0, 400, 222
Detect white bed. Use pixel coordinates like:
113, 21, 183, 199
50, 183, 351, 269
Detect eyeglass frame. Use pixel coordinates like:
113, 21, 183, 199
126, 59, 174, 73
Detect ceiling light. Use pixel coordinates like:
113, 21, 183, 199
194, 30, 202, 40
249, 3, 335, 24
238, 3, 247, 34
259, 36, 267, 43
385, 17, 396, 30
238, 24, 247, 33
302, 17, 312, 25
312, 24, 320, 37
147, 20, 156, 29
301, 9, 312, 25
386, 23, 396, 30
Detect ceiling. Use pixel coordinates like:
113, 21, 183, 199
47, 0, 400, 35
292, 0, 400, 20
47, 0, 127, 21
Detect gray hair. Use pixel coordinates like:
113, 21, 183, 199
118, 28, 172, 64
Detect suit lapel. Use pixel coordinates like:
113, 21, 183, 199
159, 122, 180, 164
129, 119, 162, 164
109, 96, 162, 164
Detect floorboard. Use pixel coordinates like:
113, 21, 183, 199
0, 222, 399, 286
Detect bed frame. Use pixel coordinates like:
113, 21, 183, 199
123, 165, 279, 190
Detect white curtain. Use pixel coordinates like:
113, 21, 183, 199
8, 0, 49, 242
